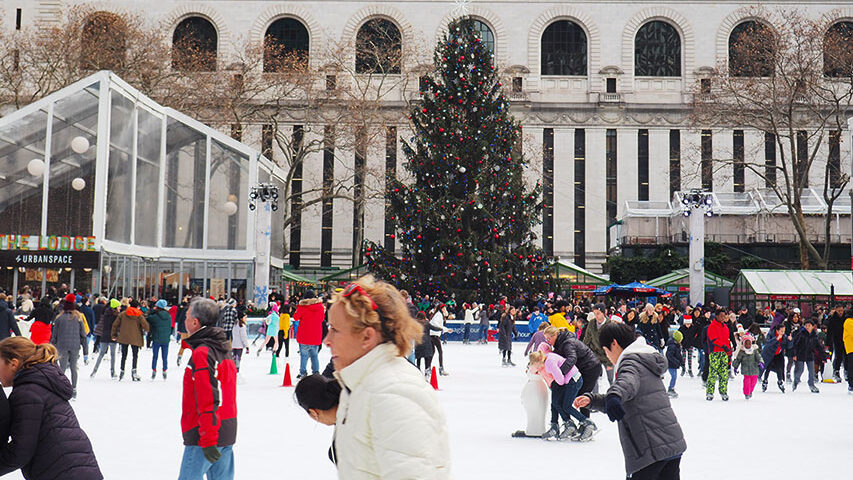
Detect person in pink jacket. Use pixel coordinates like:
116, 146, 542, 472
528, 343, 593, 442
293, 290, 325, 379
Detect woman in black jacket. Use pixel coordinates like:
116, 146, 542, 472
0, 337, 102, 480
498, 307, 518, 367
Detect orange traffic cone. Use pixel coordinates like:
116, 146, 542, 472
281, 363, 293, 387
430, 366, 439, 390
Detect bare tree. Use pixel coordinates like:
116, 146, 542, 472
692, 7, 853, 269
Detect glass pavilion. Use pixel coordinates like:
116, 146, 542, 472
0, 71, 283, 306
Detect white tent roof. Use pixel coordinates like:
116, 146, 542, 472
737, 270, 853, 296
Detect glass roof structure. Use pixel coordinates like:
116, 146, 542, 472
623, 189, 846, 218
733, 269, 853, 297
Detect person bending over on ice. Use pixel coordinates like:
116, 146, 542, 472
574, 322, 686, 480
528, 344, 589, 441
325, 276, 450, 479
0, 337, 102, 480
295, 373, 342, 464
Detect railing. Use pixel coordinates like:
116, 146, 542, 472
617, 232, 851, 245
600, 92, 621, 103
508, 91, 529, 101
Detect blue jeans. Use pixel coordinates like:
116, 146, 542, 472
463, 324, 470, 342
552, 377, 586, 424
697, 348, 707, 373
177, 445, 234, 480
668, 368, 678, 390
299, 344, 320, 375
152, 342, 169, 371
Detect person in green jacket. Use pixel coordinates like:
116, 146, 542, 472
733, 333, 763, 399
148, 299, 173, 380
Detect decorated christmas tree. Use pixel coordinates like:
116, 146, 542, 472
364, 17, 551, 302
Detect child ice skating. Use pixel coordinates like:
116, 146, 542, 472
732, 333, 763, 399
761, 324, 790, 393
575, 322, 686, 479
528, 345, 590, 441
512, 362, 549, 438
665, 331, 683, 398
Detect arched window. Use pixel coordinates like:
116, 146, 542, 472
540, 20, 587, 76
471, 19, 495, 54
634, 20, 681, 77
356, 18, 402, 74
729, 21, 775, 77
264, 18, 310, 72
81, 12, 127, 70
824, 21, 853, 77
172, 16, 217, 72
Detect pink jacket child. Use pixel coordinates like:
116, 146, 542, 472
536, 343, 582, 386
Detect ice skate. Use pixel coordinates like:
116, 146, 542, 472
90, 368, 97, 379
557, 422, 578, 441
119, 370, 125, 381
572, 420, 598, 442
745, 393, 752, 399
177, 356, 182, 366
541, 424, 560, 441
792, 381, 799, 391
762, 379, 768, 392
706, 394, 713, 401
667, 388, 678, 399
72, 388, 77, 400
507, 360, 516, 367
833, 371, 842, 383
131, 369, 140, 382
151, 370, 157, 380
162, 370, 167, 380
111, 370, 116, 379
501, 359, 508, 367
778, 381, 785, 393
688, 370, 694, 378
721, 393, 729, 401
439, 367, 449, 376
786, 373, 792, 384
809, 385, 820, 393
680, 367, 685, 377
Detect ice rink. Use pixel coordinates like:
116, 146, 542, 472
4, 340, 851, 479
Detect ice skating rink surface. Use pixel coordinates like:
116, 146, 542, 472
6, 342, 851, 479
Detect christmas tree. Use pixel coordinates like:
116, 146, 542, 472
364, 17, 551, 302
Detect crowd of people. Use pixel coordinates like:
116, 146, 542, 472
0, 280, 852, 480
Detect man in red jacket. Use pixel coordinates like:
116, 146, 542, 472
293, 289, 325, 379
178, 298, 237, 480
705, 309, 732, 402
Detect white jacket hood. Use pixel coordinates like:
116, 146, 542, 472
614, 336, 658, 373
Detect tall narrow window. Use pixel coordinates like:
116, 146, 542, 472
669, 130, 681, 197
353, 133, 367, 264
733, 130, 745, 192
797, 130, 808, 187
638, 129, 649, 201
16, 9, 22, 30
543, 129, 554, 256
261, 124, 274, 160
765, 132, 776, 188
605, 129, 617, 248
289, 125, 304, 268
541, 20, 588, 76
321, 126, 335, 267
172, 16, 217, 72
574, 129, 586, 267
830, 130, 842, 188
701, 130, 713, 190
384, 127, 397, 253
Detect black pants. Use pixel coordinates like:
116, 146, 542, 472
763, 354, 784, 383
552, 365, 600, 424
120, 344, 139, 371
276, 331, 289, 357
430, 336, 444, 368
832, 346, 846, 374
629, 457, 681, 480
416, 354, 434, 374
847, 354, 853, 389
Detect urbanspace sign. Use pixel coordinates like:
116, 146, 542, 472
0, 235, 100, 269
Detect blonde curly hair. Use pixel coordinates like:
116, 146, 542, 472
332, 275, 423, 357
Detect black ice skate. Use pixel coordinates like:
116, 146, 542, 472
572, 420, 598, 442
557, 422, 578, 441
541, 424, 560, 441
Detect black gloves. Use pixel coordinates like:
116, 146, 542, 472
202, 446, 221, 463
604, 394, 625, 422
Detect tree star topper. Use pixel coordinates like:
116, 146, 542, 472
452, 0, 470, 17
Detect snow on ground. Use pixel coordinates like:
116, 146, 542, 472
4, 341, 851, 479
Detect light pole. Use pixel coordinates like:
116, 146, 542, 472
680, 189, 714, 307
250, 183, 278, 309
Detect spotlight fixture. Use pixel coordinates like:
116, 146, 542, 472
249, 183, 279, 212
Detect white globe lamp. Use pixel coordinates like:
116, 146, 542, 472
223, 201, 238, 216
71, 177, 86, 191
71, 136, 90, 154
27, 159, 45, 176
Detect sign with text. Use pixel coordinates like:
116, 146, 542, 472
769, 294, 798, 301
570, 284, 597, 291
0, 234, 96, 252
0, 250, 101, 269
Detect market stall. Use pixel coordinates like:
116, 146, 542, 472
648, 268, 733, 303
551, 260, 609, 298
729, 269, 853, 319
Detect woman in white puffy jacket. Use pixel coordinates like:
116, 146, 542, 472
326, 276, 451, 480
